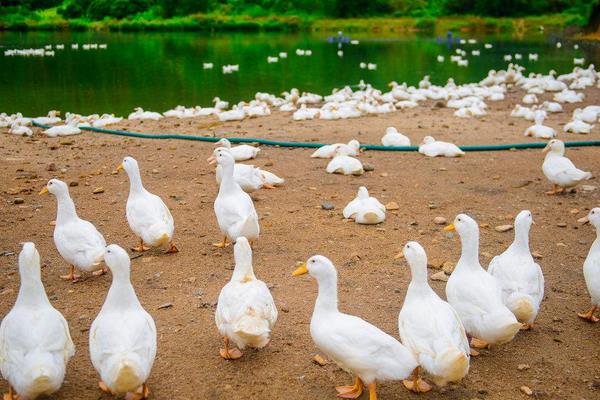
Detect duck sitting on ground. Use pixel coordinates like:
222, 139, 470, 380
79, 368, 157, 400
418, 136, 464, 157
343, 186, 386, 224
215, 138, 260, 161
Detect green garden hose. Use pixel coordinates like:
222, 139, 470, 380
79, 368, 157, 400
32, 121, 600, 152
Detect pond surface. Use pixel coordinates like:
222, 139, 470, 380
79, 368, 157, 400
0, 30, 597, 116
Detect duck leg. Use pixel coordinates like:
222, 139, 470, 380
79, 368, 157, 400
3, 385, 15, 400
403, 367, 432, 393
165, 241, 179, 254
470, 337, 489, 349
60, 265, 81, 281
219, 337, 243, 360
578, 305, 599, 322
368, 382, 377, 400
125, 384, 151, 400
212, 236, 229, 248
99, 381, 112, 394
132, 238, 150, 252
335, 376, 364, 399
92, 266, 108, 276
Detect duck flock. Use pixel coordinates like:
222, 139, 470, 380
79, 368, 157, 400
2, 54, 600, 399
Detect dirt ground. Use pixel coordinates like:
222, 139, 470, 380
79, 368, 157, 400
1, 86, 600, 400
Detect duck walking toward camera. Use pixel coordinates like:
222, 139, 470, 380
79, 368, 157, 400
488, 211, 544, 330
90, 245, 157, 400
215, 238, 277, 360
578, 208, 600, 323
117, 156, 178, 254
444, 215, 521, 352
293, 255, 417, 399
0, 243, 75, 400
40, 179, 106, 281
397, 241, 470, 392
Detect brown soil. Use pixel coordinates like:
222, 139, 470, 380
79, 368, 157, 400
1, 86, 600, 400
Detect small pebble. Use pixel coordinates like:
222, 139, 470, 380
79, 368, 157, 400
495, 224, 513, 232
431, 271, 448, 282
434, 216, 447, 225
385, 202, 399, 210
557, 222, 567, 228
313, 354, 327, 366
92, 187, 105, 194
13, 198, 24, 204
517, 364, 530, 371
363, 164, 375, 172
520, 386, 533, 396
321, 202, 334, 210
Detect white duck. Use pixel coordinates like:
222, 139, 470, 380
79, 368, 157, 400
542, 139, 592, 194
209, 148, 260, 248
40, 179, 106, 281
215, 138, 260, 161
215, 237, 277, 359
342, 186, 385, 224
523, 113, 556, 139
311, 139, 360, 158
43, 121, 81, 137
89, 245, 156, 400
488, 211, 544, 329
381, 127, 411, 147
397, 242, 470, 392
444, 214, 521, 350
326, 146, 364, 176
578, 208, 600, 322
8, 123, 33, 137
117, 157, 178, 253
0, 243, 75, 400
418, 136, 465, 158
213, 97, 229, 110
32, 111, 61, 126
212, 148, 283, 192
564, 119, 593, 134
293, 256, 418, 400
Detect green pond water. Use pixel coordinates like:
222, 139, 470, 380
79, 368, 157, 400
0, 31, 597, 116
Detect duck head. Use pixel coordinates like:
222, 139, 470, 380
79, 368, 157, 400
116, 156, 140, 176
207, 147, 235, 167
104, 244, 130, 280
515, 210, 534, 231
232, 237, 255, 282
356, 186, 369, 199
19, 242, 41, 279
39, 178, 68, 196
444, 213, 478, 239
421, 136, 435, 146
397, 241, 429, 282
542, 139, 565, 155
581, 208, 600, 227
292, 255, 337, 282
215, 138, 232, 149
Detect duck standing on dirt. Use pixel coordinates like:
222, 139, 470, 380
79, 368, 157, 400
397, 241, 470, 393
542, 139, 592, 195
578, 208, 600, 322
40, 179, 107, 281
215, 138, 260, 161
293, 255, 417, 400
117, 156, 178, 254
89, 245, 157, 400
488, 211, 544, 330
0, 243, 75, 400
208, 148, 260, 248
444, 215, 521, 353
215, 238, 277, 359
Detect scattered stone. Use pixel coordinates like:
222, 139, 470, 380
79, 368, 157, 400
532, 251, 543, 259
480, 223, 490, 228
385, 202, 399, 211
59, 139, 73, 146
428, 259, 445, 269
280, 304, 290, 313
363, 163, 375, 172
581, 185, 597, 193
46, 163, 56, 171
512, 180, 532, 188
380, 172, 388, 177
431, 271, 449, 282
495, 225, 513, 233
69, 181, 79, 187
433, 217, 447, 225
520, 386, 533, 396
192, 289, 204, 297
517, 364, 530, 371
557, 222, 567, 228
570, 208, 580, 215
92, 187, 105, 194
13, 198, 24, 205
313, 354, 327, 366
321, 202, 334, 210
428, 203, 438, 209
157, 303, 173, 310
442, 262, 455, 275
151, 169, 159, 174
556, 242, 567, 247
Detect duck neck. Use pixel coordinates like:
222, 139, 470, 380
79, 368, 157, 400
15, 269, 49, 308
55, 191, 78, 224
219, 162, 237, 192
511, 224, 530, 253
458, 230, 480, 269
232, 262, 256, 282
127, 168, 144, 194
315, 274, 339, 313
104, 269, 139, 310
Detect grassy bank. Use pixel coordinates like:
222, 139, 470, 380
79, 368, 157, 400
0, 7, 585, 34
